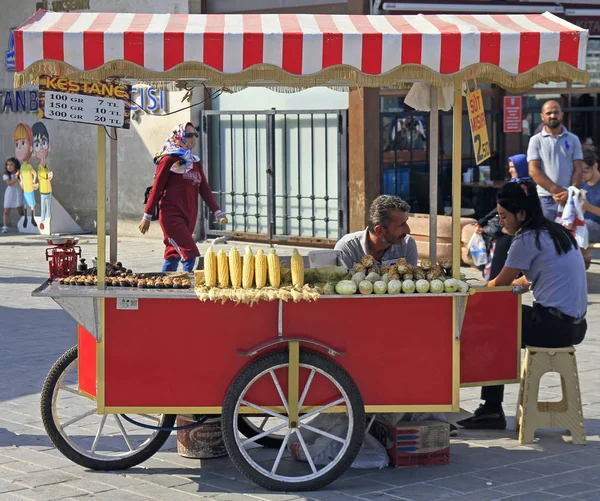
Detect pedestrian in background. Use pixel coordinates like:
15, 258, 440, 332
139, 123, 227, 272
527, 100, 584, 221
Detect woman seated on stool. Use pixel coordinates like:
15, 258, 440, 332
457, 180, 587, 430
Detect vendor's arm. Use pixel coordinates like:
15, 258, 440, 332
488, 267, 521, 287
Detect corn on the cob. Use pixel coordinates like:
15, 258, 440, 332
217, 249, 230, 288
255, 249, 268, 288
291, 248, 304, 288
204, 247, 218, 287
242, 246, 255, 289
267, 249, 281, 288
228, 247, 242, 288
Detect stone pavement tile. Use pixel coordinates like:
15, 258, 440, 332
0, 494, 37, 501
492, 471, 591, 495
324, 476, 403, 496
442, 490, 516, 501
0, 480, 28, 495
0, 448, 72, 469
426, 474, 498, 493
0, 462, 48, 475
0, 456, 17, 466
295, 490, 365, 501
569, 489, 600, 500
360, 484, 458, 501
557, 451, 600, 467
120, 481, 208, 500
55, 479, 115, 495
471, 466, 544, 484
9, 469, 78, 488
81, 490, 150, 501
121, 469, 195, 488
500, 493, 563, 501
172, 479, 229, 497
510, 458, 587, 475
6, 482, 88, 501
543, 483, 599, 496
212, 494, 306, 501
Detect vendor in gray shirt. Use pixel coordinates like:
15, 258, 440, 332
335, 195, 418, 269
457, 180, 587, 431
527, 100, 584, 221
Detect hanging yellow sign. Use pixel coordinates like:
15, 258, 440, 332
466, 88, 491, 165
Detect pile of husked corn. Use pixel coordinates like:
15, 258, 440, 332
194, 246, 319, 305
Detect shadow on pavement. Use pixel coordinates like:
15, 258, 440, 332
0, 305, 75, 403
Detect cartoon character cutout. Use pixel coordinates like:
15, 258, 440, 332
32, 122, 52, 228
14, 122, 37, 228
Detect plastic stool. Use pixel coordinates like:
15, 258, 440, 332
515, 346, 586, 445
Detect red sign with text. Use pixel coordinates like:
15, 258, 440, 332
503, 96, 522, 133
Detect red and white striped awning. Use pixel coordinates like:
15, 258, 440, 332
14, 10, 589, 89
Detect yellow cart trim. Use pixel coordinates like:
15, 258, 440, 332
96, 127, 106, 413
288, 341, 300, 426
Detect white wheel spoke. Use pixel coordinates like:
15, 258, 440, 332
269, 370, 289, 413
241, 400, 288, 421
58, 384, 82, 396
61, 409, 97, 429
271, 429, 292, 474
300, 422, 346, 444
295, 429, 317, 474
113, 415, 134, 451
298, 369, 315, 409
299, 398, 346, 422
91, 415, 108, 453
241, 421, 289, 447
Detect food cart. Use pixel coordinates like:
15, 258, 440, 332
16, 9, 589, 491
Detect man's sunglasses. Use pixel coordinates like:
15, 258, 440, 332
583, 166, 592, 172
186, 132, 199, 138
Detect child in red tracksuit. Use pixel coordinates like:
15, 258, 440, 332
139, 123, 227, 272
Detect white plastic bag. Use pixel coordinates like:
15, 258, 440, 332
468, 232, 489, 266
288, 415, 389, 470
556, 186, 589, 249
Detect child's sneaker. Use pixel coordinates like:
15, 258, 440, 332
1, 226, 8, 233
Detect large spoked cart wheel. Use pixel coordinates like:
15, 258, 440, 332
41, 347, 176, 470
222, 349, 365, 491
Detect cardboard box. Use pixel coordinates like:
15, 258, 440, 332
376, 420, 450, 468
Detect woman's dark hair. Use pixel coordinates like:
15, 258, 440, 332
496, 180, 577, 255
4, 157, 20, 178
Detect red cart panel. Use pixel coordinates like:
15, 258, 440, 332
103, 298, 278, 408
282, 297, 456, 409
460, 289, 521, 386
78, 325, 97, 398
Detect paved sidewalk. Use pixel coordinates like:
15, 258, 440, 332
0, 233, 599, 501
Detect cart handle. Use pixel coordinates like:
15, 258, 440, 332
238, 337, 345, 358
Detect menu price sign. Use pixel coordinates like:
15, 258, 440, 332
465, 88, 491, 165
38, 75, 131, 129
503, 96, 522, 133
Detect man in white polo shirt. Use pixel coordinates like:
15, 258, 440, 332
527, 100, 584, 221
335, 195, 418, 269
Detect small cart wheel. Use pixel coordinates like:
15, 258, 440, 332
41, 346, 176, 470
222, 349, 365, 491
237, 416, 286, 449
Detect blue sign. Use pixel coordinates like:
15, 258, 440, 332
131, 86, 166, 119
6, 30, 15, 72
